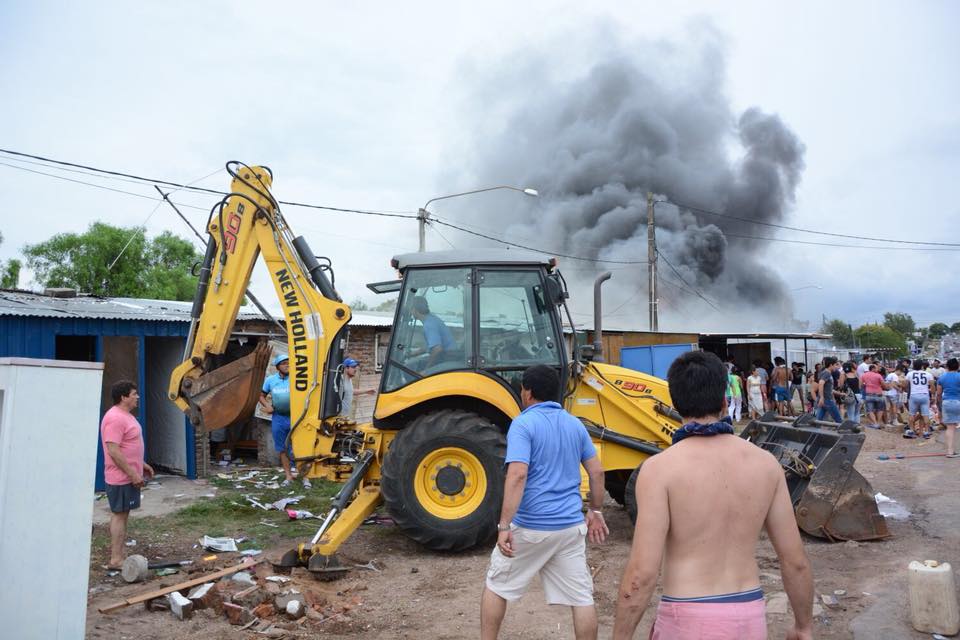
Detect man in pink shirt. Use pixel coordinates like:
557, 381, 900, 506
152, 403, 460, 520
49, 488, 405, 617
100, 380, 153, 569
860, 365, 888, 428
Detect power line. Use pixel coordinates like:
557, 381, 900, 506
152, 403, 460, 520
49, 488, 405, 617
0, 148, 418, 219
660, 198, 960, 248
722, 230, 960, 252
431, 218, 649, 265
655, 250, 721, 311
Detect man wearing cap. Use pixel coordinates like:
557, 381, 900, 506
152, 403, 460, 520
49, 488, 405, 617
339, 357, 375, 419
259, 354, 311, 488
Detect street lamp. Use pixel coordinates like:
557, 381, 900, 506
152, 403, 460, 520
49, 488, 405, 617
417, 185, 539, 252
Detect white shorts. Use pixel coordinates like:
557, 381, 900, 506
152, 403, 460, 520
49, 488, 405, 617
485, 522, 593, 606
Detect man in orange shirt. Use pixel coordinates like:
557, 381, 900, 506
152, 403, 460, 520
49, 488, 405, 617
100, 380, 153, 569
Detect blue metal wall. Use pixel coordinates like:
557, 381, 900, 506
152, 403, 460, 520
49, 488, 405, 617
621, 343, 695, 379
0, 316, 195, 489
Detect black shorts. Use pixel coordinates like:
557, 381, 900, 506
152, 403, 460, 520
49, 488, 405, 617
106, 482, 141, 513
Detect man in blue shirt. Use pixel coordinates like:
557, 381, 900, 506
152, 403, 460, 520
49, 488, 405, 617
937, 357, 960, 458
259, 354, 311, 489
410, 296, 456, 369
481, 365, 607, 640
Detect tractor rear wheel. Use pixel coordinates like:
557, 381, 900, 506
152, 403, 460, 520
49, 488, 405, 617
604, 470, 631, 506
624, 462, 645, 524
381, 410, 506, 551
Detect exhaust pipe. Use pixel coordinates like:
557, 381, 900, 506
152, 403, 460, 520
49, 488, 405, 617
592, 272, 612, 363
292, 235, 341, 301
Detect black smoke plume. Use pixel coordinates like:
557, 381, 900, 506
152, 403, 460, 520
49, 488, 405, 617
445, 28, 805, 330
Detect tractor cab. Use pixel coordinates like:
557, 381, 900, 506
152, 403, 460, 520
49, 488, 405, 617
372, 250, 568, 421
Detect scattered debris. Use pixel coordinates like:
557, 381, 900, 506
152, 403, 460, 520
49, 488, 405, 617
202, 535, 238, 552
410, 567, 419, 574
155, 568, 178, 577
821, 594, 840, 607
259, 520, 280, 528
187, 582, 217, 610
765, 592, 789, 615
125, 539, 137, 547
271, 496, 303, 510
875, 492, 911, 520
834, 589, 847, 596
167, 592, 194, 620
223, 602, 254, 625
286, 599, 305, 619
241, 549, 263, 557
231, 571, 257, 586
354, 560, 380, 572
275, 592, 306, 611
266, 576, 292, 584
286, 509, 315, 520
122, 555, 150, 583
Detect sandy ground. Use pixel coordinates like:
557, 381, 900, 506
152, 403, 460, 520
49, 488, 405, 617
92, 474, 216, 525
86, 425, 960, 639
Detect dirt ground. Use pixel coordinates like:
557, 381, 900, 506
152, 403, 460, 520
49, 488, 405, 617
86, 425, 960, 639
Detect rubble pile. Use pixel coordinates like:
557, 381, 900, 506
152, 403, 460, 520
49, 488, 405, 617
141, 561, 366, 635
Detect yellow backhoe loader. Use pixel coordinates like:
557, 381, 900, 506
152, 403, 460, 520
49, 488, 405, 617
169, 163, 886, 578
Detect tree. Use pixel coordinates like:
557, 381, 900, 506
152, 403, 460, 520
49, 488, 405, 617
349, 298, 370, 311
0, 232, 21, 289
928, 322, 950, 339
951, 322, 960, 334
23, 222, 201, 301
883, 312, 915, 337
854, 324, 908, 357
821, 318, 853, 346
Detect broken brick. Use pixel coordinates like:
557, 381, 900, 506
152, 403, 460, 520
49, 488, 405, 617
265, 582, 281, 595
232, 584, 269, 608
274, 592, 305, 611
252, 602, 276, 619
186, 582, 220, 610
223, 602, 254, 626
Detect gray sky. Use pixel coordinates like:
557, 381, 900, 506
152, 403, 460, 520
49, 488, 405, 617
1, 1, 958, 331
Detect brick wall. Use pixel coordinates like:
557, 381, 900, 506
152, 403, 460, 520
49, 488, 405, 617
345, 325, 391, 422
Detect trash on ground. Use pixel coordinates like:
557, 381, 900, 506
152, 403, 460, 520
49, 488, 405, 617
240, 549, 262, 556
125, 539, 137, 547
286, 509, 315, 520
259, 520, 279, 528
874, 492, 911, 520
271, 496, 303, 510
266, 575, 291, 583
155, 567, 179, 576
202, 535, 238, 552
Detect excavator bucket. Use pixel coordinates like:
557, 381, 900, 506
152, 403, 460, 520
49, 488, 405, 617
180, 341, 271, 431
740, 413, 890, 542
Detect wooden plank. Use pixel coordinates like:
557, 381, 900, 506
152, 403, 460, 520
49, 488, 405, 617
98, 558, 262, 614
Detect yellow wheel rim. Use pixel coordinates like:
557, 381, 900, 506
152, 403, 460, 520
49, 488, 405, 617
413, 446, 488, 520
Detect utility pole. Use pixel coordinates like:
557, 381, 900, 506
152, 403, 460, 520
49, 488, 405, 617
417, 208, 429, 252
647, 192, 659, 332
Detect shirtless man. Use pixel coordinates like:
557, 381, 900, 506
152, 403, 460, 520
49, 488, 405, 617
613, 351, 813, 640
770, 357, 793, 416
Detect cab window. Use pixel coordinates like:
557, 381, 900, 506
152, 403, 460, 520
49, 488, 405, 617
383, 267, 472, 392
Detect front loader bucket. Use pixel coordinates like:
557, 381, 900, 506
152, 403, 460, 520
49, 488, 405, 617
180, 341, 271, 431
741, 413, 890, 542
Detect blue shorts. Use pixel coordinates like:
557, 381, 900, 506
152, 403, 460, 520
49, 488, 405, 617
909, 395, 930, 418
105, 482, 141, 513
942, 399, 960, 424
271, 414, 292, 457
773, 386, 789, 402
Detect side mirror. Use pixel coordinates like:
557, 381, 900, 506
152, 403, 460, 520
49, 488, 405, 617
544, 275, 568, 306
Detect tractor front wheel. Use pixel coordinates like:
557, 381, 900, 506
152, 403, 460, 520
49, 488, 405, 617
381, 410, 506, 551
624, 462, 645, 525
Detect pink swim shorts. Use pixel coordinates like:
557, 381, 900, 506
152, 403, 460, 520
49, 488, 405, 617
650, 597, 766, 639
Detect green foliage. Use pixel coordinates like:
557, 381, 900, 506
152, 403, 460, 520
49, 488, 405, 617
23, 222, 201, 300
350, 298, 370, 311
0, 232, 21, 289
821, 318, 853, 346
883, 312, 915, 337
928, 322, 950, 339
372, 297, 397, 312
854, 323, 908, 356
951, 322, 960, 334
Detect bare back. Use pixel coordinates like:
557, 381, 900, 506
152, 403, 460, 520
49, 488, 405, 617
649, 434, 781, 597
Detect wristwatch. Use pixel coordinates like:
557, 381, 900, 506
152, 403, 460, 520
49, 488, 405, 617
496, 523, 511, 532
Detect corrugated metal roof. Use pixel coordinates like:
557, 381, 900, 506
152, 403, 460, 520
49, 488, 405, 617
0, 290, 265, 322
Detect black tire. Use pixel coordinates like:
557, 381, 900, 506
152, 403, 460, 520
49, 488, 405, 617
624, 462, 644, 525
604, 470, 631, 506
381, 409, 506, 551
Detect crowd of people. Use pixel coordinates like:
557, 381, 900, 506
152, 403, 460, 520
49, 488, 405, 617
724, 352, 960, 458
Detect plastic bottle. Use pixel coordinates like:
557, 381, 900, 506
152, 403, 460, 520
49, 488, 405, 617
908, 560, 960, 635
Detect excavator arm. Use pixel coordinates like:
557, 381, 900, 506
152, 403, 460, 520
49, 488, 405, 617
168, 162, 352, 468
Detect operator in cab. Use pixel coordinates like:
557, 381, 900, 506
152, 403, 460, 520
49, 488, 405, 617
409, 296, 456, 369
